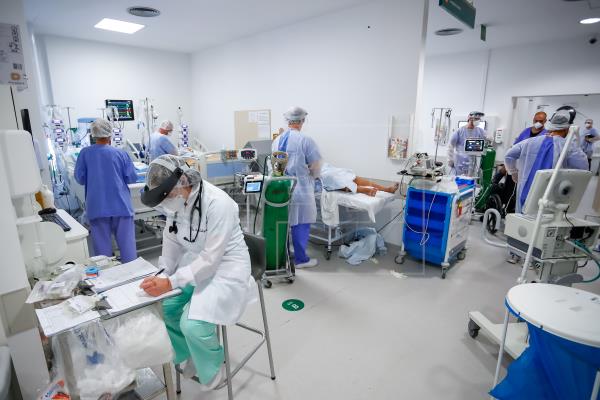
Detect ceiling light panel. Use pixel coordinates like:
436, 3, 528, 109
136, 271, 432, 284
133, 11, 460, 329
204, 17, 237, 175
94, 18, 145, 34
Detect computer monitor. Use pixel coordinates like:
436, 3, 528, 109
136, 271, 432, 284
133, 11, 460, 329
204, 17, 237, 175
522, 169, 592, 215
105, 99, 134, 121
464, 138, 485, 154
458, 120, 487, 130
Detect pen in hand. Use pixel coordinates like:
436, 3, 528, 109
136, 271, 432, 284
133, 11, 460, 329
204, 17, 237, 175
154, 268, 165, 276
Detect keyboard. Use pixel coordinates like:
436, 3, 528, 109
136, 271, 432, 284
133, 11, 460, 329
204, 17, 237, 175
40, 212, 72, 232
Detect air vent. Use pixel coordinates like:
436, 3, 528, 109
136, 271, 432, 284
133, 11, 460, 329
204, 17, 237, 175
435, 28, 463, 36
127, 6, 161, 18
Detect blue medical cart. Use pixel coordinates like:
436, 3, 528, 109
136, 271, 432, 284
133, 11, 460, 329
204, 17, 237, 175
396, 179, 475, 278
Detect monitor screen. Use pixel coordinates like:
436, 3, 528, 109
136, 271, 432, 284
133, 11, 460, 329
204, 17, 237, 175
105, 99, 134, 121
244, 181, 263, 193
464, 139, 485, 152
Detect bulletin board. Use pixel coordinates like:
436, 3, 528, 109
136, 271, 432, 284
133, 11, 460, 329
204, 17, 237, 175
234, 109, 271, 149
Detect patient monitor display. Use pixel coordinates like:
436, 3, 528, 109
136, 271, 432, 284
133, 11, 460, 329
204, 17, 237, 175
105, 99, 134, 121
464, 139, 485, 153
522, 169, 592, 215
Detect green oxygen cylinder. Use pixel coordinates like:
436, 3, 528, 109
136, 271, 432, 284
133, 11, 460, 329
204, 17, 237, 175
263, 179, 292, 270
475, 146, 497, 212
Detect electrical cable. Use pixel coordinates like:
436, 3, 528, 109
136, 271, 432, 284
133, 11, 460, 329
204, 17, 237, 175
253, 155, 269, 234
377, 210, 403, 234
564, 239, 600, 283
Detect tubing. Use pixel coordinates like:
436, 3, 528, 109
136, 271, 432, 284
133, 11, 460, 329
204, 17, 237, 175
482, 208, 507, 248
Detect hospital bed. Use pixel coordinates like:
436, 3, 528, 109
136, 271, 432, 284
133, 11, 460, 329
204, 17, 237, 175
311, 182, 398, 260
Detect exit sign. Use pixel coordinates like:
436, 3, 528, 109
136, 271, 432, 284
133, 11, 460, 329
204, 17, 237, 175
439, 0, 476, 29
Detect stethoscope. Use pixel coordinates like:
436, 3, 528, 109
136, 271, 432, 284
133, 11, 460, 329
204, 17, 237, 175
168, 181, 205, 243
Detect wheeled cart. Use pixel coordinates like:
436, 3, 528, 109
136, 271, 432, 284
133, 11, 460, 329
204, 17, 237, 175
395, 182, 475, 278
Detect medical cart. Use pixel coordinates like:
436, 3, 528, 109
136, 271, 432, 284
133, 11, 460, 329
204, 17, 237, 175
395, 178, 475, 278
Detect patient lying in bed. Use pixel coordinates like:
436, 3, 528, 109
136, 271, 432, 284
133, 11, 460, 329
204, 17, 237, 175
320, 163, 398, 196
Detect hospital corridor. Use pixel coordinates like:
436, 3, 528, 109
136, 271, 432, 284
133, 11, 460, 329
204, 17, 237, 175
0, 0, 600, 399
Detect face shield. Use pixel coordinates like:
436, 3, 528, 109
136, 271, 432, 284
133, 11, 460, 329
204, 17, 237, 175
141, 155, 202, 215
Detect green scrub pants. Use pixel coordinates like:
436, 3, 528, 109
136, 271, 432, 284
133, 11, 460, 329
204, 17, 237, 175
162, 285, 224, 384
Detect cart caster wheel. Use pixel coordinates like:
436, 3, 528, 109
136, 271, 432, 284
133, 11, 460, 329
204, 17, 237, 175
457, 250, 466, 260
286, 277, 295, 284
176, 390, 182, 395
395, 255, 405, 264
468, 319, 480, 338
263, 280, 272, 289
325, 251, 332, 261
441, 270, 447, 279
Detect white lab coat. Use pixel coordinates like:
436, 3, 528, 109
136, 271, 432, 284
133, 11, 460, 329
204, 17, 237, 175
161, 181, 256, 325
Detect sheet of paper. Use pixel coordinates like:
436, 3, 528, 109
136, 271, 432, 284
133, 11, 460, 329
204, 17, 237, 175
258, 124, 271, 138
102, 279, 180, 315
91, 257, 158, 293
0, 23, 27, 88
35, 302, 100, 337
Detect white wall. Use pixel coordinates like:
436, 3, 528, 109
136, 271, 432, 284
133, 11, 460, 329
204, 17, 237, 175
0, 0, 52, 396
190, 0, 428, 182
418, 36, 600, 159
38, 35, 192, 144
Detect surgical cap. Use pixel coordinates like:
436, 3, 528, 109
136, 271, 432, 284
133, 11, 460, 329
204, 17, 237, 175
90, 119, 113, 138
146, 154, 202, 190
160, 120, 174, 131
545, 114, 570, 132
283, 106, 308, 122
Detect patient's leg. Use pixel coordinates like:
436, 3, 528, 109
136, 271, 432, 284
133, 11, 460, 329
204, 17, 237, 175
354, 177, 399, 194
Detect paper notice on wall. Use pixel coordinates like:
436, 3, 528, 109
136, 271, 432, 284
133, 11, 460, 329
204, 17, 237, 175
248, 110, 270, 124
258, 124, 271, 138
0, 23, 27, 88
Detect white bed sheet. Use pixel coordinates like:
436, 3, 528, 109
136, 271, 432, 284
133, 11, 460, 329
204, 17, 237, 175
320, 190, 396, 227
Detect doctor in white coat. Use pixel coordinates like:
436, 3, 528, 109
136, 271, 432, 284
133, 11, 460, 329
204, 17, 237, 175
139, 155, 255, 390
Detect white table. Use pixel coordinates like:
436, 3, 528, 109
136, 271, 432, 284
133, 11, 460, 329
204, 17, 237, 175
493, 284, 600, 399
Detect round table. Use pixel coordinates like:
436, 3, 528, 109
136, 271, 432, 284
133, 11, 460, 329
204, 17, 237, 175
493, 283, 600, 399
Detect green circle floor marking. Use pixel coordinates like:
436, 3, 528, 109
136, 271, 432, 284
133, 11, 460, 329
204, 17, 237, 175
282, 299, 304, 312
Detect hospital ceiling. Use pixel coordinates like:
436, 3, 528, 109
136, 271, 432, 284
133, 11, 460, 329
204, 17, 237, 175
23, 0, 374, 53
426, 0, 600, 55
24, 0, 600, 54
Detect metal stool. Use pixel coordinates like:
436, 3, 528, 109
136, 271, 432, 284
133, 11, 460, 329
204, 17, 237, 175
175, 233, 276, 399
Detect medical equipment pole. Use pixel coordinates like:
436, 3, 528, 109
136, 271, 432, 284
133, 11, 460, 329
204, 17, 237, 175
492, 308, 510, 394
517, 131, 576, 284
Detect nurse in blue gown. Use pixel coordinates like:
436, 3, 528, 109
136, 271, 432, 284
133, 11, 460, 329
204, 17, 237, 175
75, 119, 139, 262
271, 106, 322, 269
514, 111, 547, 144
505, 114, 588, 213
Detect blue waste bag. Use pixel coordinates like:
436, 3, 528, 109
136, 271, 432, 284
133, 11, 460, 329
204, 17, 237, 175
490, 303, 600, 399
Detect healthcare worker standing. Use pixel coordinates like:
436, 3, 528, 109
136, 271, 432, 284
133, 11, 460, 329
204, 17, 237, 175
149, 120, 178, 161
447, 111, 488, 175
272, 106, 322, 269
580, 119, 599, 169
139, 155, 255, 390
74, 119, 138, 262
505, 114, 588, 213
514, 112, 547, 144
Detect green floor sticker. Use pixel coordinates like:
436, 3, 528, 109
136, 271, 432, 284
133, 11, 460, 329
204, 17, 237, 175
282, 299, 304, 312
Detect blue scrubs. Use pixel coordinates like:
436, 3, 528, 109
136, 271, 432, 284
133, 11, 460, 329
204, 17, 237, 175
150, 132, 178, 161
514, 127, 547, 144
505, 135, 588, 213
74, 144, 138, 262
272, 129, 322, 264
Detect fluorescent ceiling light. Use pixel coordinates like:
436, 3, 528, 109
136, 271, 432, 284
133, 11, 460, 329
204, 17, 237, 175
580, 17, 600, 24
94, 18, 145, 34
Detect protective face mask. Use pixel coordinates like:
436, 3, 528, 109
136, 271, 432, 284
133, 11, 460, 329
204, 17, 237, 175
533, 122, 544, 129
160, 195, 186, 214
586, 124, 592, 129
